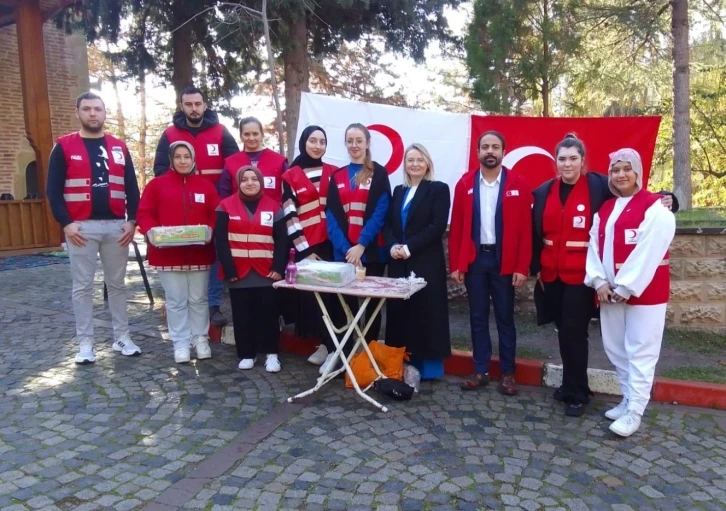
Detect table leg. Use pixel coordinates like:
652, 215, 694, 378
286, 292, 388, 412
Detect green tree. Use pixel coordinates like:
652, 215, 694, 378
465, 0, 581, 116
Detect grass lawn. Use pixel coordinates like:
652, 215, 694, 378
661, 366, 726, 384
675, 208, 726, 227
663, 328, 726, 355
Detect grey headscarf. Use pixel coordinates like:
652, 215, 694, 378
608, 148, 643, 197
169, 141, 197, 175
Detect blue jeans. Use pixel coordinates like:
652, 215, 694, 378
464, 249, 516, 375
208, 262, 223, 308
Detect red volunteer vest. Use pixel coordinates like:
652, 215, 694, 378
332, 167, 374, 245
165, 124, 226, 184
58, 132, 127, 221
224, 149, 286, 203
540, 177, 592, 285
281, 164, 335, 247
218, 195, 277, 279
597, 190, 670, 305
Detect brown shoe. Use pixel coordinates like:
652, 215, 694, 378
461, 373, 489, 391
499, 375, 519, 396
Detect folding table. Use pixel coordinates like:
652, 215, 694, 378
273, 276, 426, 412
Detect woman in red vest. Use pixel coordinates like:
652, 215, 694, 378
281, 125, 343, 373
215, 165, 288, 372
532, 135, 677, 418
327, 123, 391, 345
137, 141, 219, 364
585, 148, 675, 437
218, 117, 288, 203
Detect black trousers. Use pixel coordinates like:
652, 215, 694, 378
340, 262, 386, 344
543, 279, 594, 404
229, 287, 280, 359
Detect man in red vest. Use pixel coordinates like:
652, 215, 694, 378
47, 92, 142, 365
449, 131, 533, 396
152, 86, 239, 326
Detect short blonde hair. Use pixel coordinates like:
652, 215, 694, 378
403, 143, 434, 186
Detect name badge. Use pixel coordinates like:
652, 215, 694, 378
194, 193, 205, 204
624, 229, 638, 245
260, 211, 274, 227
111, 147, 125, 165
506, 190, 519, 197
264, 176, 276, 189
71, 154, 83, 161
229, 215, 241, 221
573, 216, 586, 229
207, 144, 219, 156
337, 183, 345, 189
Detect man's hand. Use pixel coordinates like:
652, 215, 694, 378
64, 222, 87, 248
305, 253, 322, 261
597, 283, 613, 304
660, 194, 673, 210
345, 244, 365, 266
536, 271, 544, 290
451, 270, 464, 285
268, 271, 283, 281
512, 272, 527, 288
118, 222, 135, 247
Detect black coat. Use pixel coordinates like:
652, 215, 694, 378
383, 180, 451, 360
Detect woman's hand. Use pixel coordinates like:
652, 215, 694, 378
611, 291, 626, 303
390, 244, 403, 259
536, 272, 544, 290
268, 272, 283, 281
597, 283, 613, 304
305, 253, 322, 261
345, 244, 365, 266
229, 277, 239, 283
660, 194, 673, 210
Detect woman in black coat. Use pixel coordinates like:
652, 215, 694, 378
384, 143, 451, 379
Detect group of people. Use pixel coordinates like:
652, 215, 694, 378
47, 88, 677, 438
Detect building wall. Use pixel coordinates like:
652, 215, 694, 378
0, 21, 89, 198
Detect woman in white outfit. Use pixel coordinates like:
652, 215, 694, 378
585, 148, 676, 437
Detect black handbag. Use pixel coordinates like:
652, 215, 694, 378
373, 378, 414, 401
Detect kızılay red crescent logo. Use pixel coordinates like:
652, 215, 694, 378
368, 124, 404, 175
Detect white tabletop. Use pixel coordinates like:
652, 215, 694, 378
273, 276, 427, 300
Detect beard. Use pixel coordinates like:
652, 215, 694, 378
479, 154, 501, 169
185, 113, 203, 125
80, 120, 103, 133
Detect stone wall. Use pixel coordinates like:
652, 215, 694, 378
0, 22, 89, 197
445, 230, 726, 331
667, 230, 726, 330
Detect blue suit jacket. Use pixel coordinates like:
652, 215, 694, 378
472, 169, 507, 267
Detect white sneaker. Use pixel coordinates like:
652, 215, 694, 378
605, 398, 629, 420
75, 339, 96, 365
193, 337, 212, 360
238, 358, 255, 370
112, 337, 141, 356
265, 354, 281, 373
609, 410, 642, 437
319, 353, 340, 375
174, 347, 191, 364
307, 344, 328, 365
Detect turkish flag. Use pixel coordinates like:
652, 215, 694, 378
469, 116, 661, 190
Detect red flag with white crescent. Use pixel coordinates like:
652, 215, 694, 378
468, 115, 662, 189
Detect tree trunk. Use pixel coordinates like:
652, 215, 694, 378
171, 11, 194, 102
282, 14, 309, 161
541, 0, 550, 117
671, 0, 692, 210
262, 0, 286, 156
138, 71, 148, 189
104, 42, 126, 140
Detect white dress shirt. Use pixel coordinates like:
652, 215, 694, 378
479, 170, 501, 244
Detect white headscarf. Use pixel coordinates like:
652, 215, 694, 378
608, 148, 643, 197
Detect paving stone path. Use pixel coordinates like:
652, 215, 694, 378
1, 260, 725, 511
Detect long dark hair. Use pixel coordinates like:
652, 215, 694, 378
345, 123, 374, 186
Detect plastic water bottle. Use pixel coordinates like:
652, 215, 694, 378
285, 248, 297, 284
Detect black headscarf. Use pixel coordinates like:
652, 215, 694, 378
290, 125, 327, 169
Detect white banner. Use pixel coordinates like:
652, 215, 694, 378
296, 92, 470, 193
